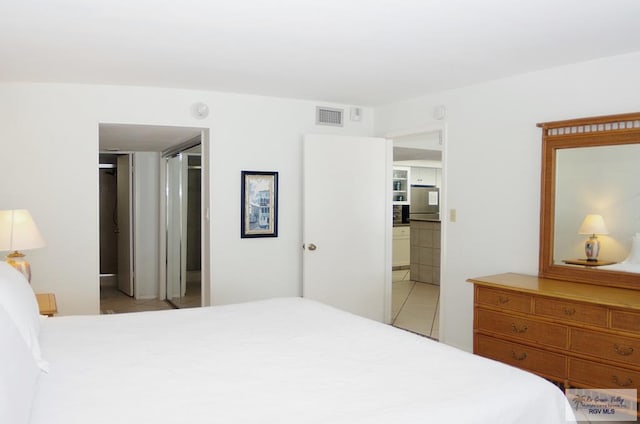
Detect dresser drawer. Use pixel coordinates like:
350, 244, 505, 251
571, 328, 640, 367
476, 308, 568, 349
611, 309, 640, 333
476, 334, 566, 379
569, 357, 640, 392
476, 287, 531, 313
534, 297, 607, 327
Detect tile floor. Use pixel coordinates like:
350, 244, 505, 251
392, 268, 439, 339
167, 280, 202, 309
100, 280, 202, 314
100, 286, 174, 314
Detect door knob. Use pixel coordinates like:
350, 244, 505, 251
308, 243, 317, 251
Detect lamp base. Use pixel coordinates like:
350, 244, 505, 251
584, 236, 600, 262
5, 251, 31, 283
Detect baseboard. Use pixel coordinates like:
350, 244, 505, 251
99, 274, 117, 288
135, 294, 159, 300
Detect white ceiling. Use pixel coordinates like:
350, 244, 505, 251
2, 0, 640, 106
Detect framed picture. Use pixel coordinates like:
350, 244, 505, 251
241, 171, 278, 238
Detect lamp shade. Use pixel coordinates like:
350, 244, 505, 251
0, 210, 46, 251
578, 214, 608, 235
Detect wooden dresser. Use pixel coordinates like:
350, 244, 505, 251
469, 273, 640, 396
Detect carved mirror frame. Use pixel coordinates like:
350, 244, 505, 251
538, 112, 640, 290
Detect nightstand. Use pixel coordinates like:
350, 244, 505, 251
36, 293, 57, 317
562, 259, 616, 267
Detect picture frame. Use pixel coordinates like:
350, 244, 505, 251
240, 171, 278, 238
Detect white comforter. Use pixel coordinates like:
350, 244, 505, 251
599, 262, 640, 273
31, 298, 573, 423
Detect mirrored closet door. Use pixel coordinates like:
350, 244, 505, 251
165, 143, 202, 308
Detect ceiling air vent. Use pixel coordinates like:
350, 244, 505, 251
316, 106, 344, 127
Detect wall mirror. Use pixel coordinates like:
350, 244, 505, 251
538, 112, 640, 290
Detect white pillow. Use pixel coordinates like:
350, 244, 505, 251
0, 262, 48, 371
0, 303, 41, 424
623, 233, 640, 264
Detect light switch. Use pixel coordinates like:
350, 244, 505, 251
449, 209, 457, 222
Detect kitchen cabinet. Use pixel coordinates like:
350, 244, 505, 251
410, 167, 441, 187
392, 226, 410, 267
392, 166, 410, 205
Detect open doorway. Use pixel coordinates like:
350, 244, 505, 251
389, 130, 443, 339
99, 151, 173, 313
98, 124, 209, 314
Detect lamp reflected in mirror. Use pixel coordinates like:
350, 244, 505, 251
578, 214, 608, 262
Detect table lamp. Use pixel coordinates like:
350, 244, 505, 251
0, 209, 46, 282
578, 214, 608, 262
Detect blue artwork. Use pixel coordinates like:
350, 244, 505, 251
241, 171, 278, 238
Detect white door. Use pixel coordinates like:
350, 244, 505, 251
117, 154, 134, 296
302, 134, 392, 323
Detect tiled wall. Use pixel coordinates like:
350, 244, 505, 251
410, 220, 441, 285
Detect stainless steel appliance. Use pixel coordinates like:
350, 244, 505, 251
410, 185, 439, 221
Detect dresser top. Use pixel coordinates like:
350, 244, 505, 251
467, 273, 640, 309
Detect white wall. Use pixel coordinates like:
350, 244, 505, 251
0, 83, 373, 315
375, 51, 640, 351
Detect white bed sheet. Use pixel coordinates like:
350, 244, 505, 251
599, 262, 640, 273
31, 298, 574, 423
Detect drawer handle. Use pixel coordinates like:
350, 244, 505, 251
510, 350, 527, 361
613, 344, 634, 356
562, 307, 576, 316
498, 296, 510, 304
612, 375, 633, 387
511, 323, 528, 333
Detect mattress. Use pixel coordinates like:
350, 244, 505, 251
598, 262, 640, 273
30, 298, 574, 423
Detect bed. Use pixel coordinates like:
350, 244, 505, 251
598, 233, 640, 273
0, 264, 575, 423
598, 262, 640, 273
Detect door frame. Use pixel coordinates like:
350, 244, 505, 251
386, 123, 448, 340
98, 125, 211, 309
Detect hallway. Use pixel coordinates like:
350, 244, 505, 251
392, 268, 439, 339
